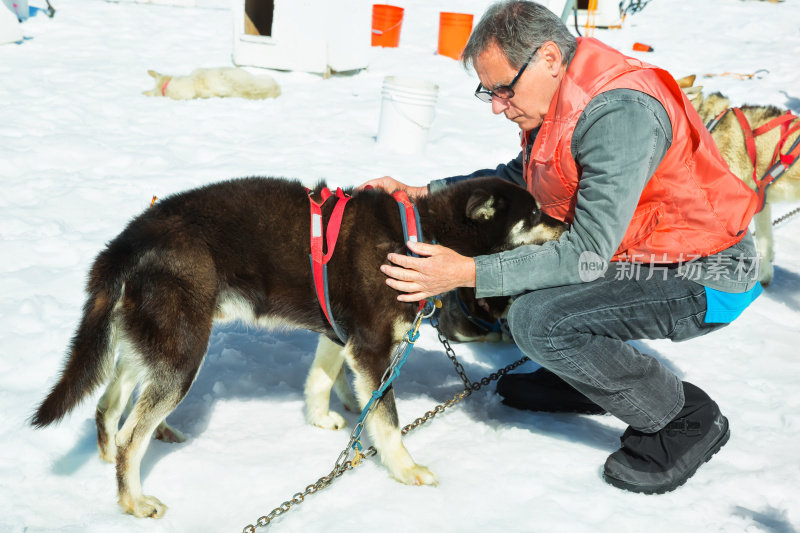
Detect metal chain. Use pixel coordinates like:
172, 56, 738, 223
773, 206, 800, 226
241, 316, 529, 533
429, 314, 473, 389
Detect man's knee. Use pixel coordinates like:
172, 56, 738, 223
508, 291, 565, 361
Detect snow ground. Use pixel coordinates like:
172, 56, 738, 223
1, 0, 799, 532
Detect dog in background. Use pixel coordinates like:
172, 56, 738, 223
143, 67, 281, 100
678, 75, 800, 285
30, 176, 564, 518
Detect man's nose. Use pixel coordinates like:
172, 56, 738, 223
491, 96, 510, 115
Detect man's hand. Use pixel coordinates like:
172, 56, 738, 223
381, 241, 476, 302
357, 176, 428, 198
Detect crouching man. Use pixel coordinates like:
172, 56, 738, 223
362, 0, 761, 493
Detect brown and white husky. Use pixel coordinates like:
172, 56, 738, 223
31, 176, 563, 518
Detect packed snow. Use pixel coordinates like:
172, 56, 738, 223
1, 0, 799, 532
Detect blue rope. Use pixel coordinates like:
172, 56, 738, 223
351, 328, 420, 451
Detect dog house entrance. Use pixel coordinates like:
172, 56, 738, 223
244, 0, 274, 36
232, 0, 369, 75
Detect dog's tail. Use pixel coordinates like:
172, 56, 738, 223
31, 245, 130, 428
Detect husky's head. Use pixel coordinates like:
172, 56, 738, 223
429, 177, 566, 258
142, 70, 173, 97
429, 177, 566, 342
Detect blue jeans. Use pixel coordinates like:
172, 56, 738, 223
507, 265, 727, 433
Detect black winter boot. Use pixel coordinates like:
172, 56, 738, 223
603, 382, 730, 494
496, 367, 606, 414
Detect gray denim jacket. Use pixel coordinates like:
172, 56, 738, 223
428, 89, 759, 297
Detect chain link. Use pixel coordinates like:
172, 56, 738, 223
773, 206, 800, 226
241, 316, 529, 533
429, 314, 473, 389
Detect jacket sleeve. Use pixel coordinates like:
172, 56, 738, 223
473, 89, 673, 297
427, 151, 527, 194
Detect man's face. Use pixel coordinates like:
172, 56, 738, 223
473, 41, 565, 131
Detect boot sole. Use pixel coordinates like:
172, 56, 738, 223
603, 416, 730, 494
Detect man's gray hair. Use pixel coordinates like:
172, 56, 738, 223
461, 1, 577, 70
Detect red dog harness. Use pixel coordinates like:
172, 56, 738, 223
306, 187, 424, 345
307, 187, 351, 344
708, 108, 800, 211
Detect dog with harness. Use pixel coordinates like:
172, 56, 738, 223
30, 176, 563, 518
681, 80, 800, 286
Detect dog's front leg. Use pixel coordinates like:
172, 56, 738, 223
343, 339, 437, 486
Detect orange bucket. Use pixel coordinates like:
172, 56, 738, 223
437, 12, 474, 60
371, 4, 404, 48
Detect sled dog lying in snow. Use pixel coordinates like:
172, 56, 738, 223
143, 67, 281, 100
31, 176, 563, 518
680, 79, 800, 286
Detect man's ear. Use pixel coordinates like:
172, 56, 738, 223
466, 189, 497, 220
540, 41, 563, 75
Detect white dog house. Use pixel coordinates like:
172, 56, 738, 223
232, 0, 370, 76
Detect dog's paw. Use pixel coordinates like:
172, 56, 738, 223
308, 410, 347, 430
120, 494, 167, 519
153, 421, 186, 443
759, 262, 773, 287
393, 464, 438, 486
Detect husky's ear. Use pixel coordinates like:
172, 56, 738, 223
683, 85, 703, 98
682, 85, 704, 111
147, 70, 161, 79
675, 74, 696, 88
466, 188, 501, 220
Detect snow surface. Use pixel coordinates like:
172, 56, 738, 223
2, 0, 800, 532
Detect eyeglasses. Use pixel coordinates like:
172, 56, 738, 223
474, 47, 540, 103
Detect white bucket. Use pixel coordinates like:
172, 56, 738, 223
377, 76, 438, 154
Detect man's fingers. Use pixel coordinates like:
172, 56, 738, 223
386, 252, 424, 270
385, 278, 429, 302
381, 264, 418, 282
404, 240, 437, 256
397, 291, 428, 303
385, 277, 419, 292
387, 241, 442, 267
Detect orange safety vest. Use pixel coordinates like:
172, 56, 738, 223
524, 37, 758, 263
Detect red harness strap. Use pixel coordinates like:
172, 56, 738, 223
307, 187, 350, 344
391, 190, 430, 312
392, 190, 423, 250
731, 108, 800, 211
